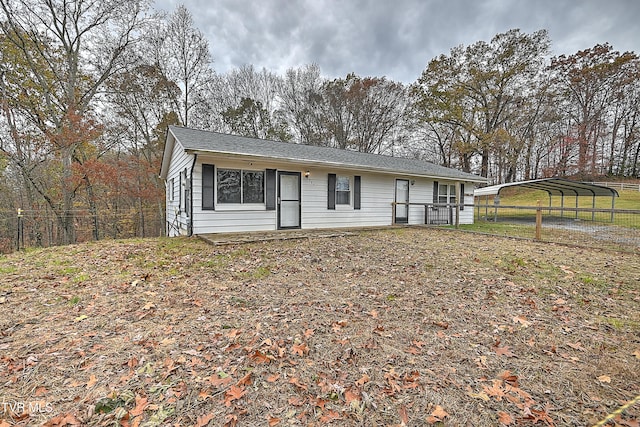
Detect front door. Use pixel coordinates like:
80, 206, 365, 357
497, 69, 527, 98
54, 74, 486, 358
278, 172, 301, 229
395, 179, 409, 224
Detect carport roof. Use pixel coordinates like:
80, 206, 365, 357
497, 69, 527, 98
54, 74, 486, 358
474, 178, 619, 198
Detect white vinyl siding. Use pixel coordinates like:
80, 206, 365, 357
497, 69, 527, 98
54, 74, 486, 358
185, 156, 476, 235
165, 139, 193, 236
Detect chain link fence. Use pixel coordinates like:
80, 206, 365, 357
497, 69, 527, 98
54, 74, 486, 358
473, 203, 640, 252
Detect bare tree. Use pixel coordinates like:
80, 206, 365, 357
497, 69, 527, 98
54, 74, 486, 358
151, 5, 213, 128
0, 0, 150, 244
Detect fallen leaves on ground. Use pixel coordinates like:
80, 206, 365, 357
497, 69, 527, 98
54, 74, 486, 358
0, 228, 638, 425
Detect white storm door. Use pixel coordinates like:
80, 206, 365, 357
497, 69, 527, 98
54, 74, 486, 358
278, 172, 301, 229
395, 179, 409, 224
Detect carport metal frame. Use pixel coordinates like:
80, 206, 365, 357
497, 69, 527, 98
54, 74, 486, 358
474, 178, 619, 221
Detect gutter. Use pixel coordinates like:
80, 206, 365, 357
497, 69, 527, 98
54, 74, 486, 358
188, 154, 197, 237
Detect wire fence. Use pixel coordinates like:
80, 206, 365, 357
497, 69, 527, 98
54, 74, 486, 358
473, 203, 640, 252
0, 208, 165, 253
3, 203, 638, 254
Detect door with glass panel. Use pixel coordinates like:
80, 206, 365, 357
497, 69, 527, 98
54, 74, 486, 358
278, 172, 301, 229
394, 179, 409, 224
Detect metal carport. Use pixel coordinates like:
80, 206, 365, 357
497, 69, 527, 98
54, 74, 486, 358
474, 178, 619, 221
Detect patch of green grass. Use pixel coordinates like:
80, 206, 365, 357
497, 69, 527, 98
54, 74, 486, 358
73, 273, 90, 283
69, 296, 81, 306
600, 316, 640, 331
231, 248, 250, 258
239, 265, 272, 280
0, 265, 17, 274
456, 222, 536, 237
579, 274, 595, 285
197, 254, 229, 270
59, 266, 80, 276
389, 228, 406, 235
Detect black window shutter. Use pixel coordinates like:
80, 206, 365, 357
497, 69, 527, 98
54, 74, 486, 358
202, 164, 215, 210
265, 169, 276, 210
433, 181, 439, 204
354, 175, 361, 210
328, 173, 336, 210
460, 183, 465, 210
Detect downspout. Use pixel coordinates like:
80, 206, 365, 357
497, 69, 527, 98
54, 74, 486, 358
188, 154, 197, 237
162, 177, 168, 236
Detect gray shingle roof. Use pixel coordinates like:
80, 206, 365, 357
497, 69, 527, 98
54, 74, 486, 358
168, 126, 485, 182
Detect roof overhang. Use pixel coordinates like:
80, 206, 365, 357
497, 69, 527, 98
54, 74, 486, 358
474, 178, 619, 198
159, 129, 176, 180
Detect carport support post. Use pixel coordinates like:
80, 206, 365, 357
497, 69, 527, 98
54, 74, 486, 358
535, 200, 542, 241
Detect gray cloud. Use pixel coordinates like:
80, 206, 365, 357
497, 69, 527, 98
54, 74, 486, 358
153, 0, 640, 83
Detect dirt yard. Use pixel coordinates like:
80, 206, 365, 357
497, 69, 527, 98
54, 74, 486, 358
0, 228, 638, 426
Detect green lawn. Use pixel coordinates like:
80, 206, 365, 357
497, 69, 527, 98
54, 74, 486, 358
488, 187, 640, 210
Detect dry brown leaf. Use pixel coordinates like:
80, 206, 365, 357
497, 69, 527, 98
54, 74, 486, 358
498, 370, 519, 387
398, 404, 409, 425
484, 380, 506, 400
355, 373, 370, 386
633, 349, 640, 360
42, 413, 83, 427
195, 413, 215, 427
129, 395, 148, 416
291, 342, 309, 356
288, 377, 308, 390
224, 385, 247, 407
86, 374, 97, 388
512, 315, 531, 327
498, 411, 514, 425
566, 342, 585, 351
597, 375, 611, 383
344, 389, 360, 404
495, 345, 516, 357
0, 420, 10, 427
267, 415, 281, 426
288, 396, 305, 406
319, 409, 341, 423
431, 405, 449, 419
237, 372, 252, 387
468, 391, 490, 401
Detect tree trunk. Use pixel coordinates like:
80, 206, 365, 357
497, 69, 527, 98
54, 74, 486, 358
84, 176, 99, 241
60, 145, 76, 245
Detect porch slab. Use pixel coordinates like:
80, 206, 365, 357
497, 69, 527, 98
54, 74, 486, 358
197, 228, 358, 246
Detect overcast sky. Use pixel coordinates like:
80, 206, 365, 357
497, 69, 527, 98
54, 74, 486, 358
151, 0, 639, 84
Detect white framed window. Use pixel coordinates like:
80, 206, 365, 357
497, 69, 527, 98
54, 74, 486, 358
438, 184, 457, 205
217, 169, 265, 204
336, 176, 351, 205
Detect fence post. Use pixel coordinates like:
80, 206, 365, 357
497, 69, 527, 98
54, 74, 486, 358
391, 202, 396, 225
535, 200, 542, 241
17, 208, 24, 250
